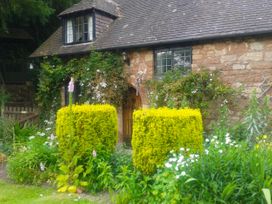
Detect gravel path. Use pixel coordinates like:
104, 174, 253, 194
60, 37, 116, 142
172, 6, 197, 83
0, 162, 7, 180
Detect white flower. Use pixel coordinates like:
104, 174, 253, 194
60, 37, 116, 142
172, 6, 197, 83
49, 134, 55, 141
37, 132, 45, 137
205, 149, 209, 155
92, 150, 97, 158
225, 137, 231, 144
100, 81, 107, 88
40, 162, 46, 171
178, 155, 184, 163
205, 138, 209, 143
176, 175, 180, 179
180, 171, 186, 176
165, 162, 172, 168
219, 149, 223, 154
192, 89, 197, 94
169, 158, 177, 162
29, 136, 35, 140
45, 127, 51, 131
180, 147, 185, 151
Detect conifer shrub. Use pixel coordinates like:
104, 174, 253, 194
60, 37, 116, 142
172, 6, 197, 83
56, 104, 118, 162
132, 108, 203, 174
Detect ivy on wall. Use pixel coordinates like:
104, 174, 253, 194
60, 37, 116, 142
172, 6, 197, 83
36, 51, 127, 118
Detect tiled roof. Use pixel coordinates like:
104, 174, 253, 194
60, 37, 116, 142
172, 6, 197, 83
58, 0, 119, 17
31, 0, 272, 57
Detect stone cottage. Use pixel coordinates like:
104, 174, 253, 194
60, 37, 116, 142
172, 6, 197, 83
31, 0, 272, 142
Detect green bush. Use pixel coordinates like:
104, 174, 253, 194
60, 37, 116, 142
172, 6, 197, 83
7, 134, 58, 185
132, 108, 203, 174
0, 119, 37, 155
56, 104, 118, 160
55, 104, 118, 192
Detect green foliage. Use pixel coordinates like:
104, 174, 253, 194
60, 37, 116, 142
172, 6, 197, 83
37, 52, 127, 118
0, 119, 37, 155
0, 0, 80, 32
0, 88, 9, 111
175, 140, 272, 203
132, 134, 272, 203
147, 70, 233, 108
56, 104, 118, 160
132, 108, 203, 174
243, 93, 271, 145
0, 118, 14, 154
7, 133, 58, 185
146, 71, 235, 127
37, 57, 71, 117
55, 104, 118, 192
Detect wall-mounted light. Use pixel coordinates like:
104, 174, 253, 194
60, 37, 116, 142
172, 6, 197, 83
29, 63, 34, 70
122, 52, 130, 66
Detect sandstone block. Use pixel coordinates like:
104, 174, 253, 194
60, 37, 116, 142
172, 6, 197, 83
264, 52, 272, 61
232, 64, 246, 70
239, 52, 263, 62
249, 42, 264, 51
220, 55, 237, 63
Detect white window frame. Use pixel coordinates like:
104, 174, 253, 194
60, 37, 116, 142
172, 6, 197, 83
66, 19, 73, 43
65, 15, 94, 44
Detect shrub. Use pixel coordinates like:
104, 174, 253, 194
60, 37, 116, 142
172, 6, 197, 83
55, 104, 118, 192
7, 132, 58, 185
56, 104, 118, 160
142, 133, 272, 203
0, 119, 37, 155
132, 108, 203, 174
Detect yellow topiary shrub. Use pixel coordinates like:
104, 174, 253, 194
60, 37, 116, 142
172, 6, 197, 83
56, 104, 118, 161
132, 108, 203, 174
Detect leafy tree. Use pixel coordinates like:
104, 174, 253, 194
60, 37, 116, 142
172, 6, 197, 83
0, 0, 80, 44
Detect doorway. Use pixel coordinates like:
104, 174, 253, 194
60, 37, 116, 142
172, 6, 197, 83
122, 87, 142, 145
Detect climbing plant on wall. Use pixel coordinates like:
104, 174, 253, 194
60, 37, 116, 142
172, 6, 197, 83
36, 51, 127, 119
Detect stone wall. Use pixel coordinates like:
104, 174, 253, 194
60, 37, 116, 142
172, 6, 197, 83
192, 36, 272, 95
125, 36, 272, 101
125, 49, 154, 107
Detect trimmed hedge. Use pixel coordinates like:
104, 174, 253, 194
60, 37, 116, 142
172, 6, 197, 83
56, 104, 118, 161
132, 108, 203, 174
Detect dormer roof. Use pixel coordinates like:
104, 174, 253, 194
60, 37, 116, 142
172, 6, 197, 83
58, 0, 119, 18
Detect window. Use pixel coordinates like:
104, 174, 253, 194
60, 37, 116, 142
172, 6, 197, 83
155, 47, 192, 76
65, 15, 94, 44
66, 20, 73, 43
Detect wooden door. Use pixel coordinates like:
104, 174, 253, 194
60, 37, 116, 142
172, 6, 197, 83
123, 87, 142, 145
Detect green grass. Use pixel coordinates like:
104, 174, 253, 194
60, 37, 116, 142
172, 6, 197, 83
0, 180, 109, 204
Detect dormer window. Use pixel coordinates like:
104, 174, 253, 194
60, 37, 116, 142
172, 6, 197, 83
64, 15, 94, 44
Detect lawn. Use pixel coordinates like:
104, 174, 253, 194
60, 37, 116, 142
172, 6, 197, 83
0, 180, 109, 204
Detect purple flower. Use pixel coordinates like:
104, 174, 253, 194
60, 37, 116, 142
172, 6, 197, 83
68, 77, 74, 93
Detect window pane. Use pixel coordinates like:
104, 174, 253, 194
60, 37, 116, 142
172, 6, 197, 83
155, 47, 192, 76
88, 16, 93, 41
66, 20, 73, 43
75, 16, 84, 42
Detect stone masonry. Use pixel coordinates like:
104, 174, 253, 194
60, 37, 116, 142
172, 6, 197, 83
125, 49, 154, 107
123, 36, 272, 109
192, 36, 272, 95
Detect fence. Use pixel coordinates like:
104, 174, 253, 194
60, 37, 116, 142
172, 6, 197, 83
3, 105, 39, 125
